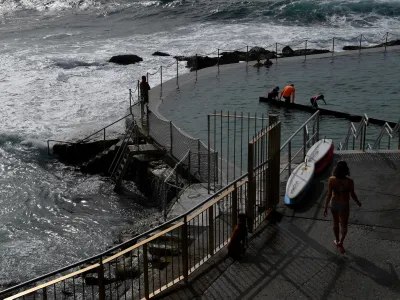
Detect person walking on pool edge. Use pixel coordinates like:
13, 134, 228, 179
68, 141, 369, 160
323, 161, 361, 254
140, 76, 151, 104
280, 84, 295, 104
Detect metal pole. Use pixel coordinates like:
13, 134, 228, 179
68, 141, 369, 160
176, 59, 179, 85
246, 46, 249, 64
182, 215, 189, 283
304, 40, 307, 61
197, 139, 200, 176
160, 66, 163, 88
195, 54, 198, 75
208, 115, 211, 194
217, 49, 220, 66
129, 88, 132, 115
170, 121, 173, 155
288, 141, 292, 176
188, 150, 191, 185
146, 72, 149, 83
303, 127, 307, 159
359, 34, 362, 53
275, 43, 278, 64
332, 37, 335, 59
98, 258, 106, 300
385, 32, 388, 52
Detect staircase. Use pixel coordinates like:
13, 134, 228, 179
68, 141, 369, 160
109, 121, 164, 191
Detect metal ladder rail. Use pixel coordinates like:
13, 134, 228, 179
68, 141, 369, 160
339, 114, 369, 150
370, 119, 400, 150
108, 120, 137, 179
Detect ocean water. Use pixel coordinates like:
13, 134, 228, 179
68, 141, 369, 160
1, 0, 400, 287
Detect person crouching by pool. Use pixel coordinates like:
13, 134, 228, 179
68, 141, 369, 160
310, 94, 326, 108
323, 161, 361, 254
267, 86, 279, 100
280, 84, 295, 104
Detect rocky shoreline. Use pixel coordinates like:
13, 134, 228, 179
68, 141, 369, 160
109, 39, 400, 71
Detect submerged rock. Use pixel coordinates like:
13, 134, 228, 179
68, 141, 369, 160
109, 54, 143, 65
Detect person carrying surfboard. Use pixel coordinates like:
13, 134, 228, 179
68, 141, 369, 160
280, 84, 295, 104
310, 94, 326, 108
323, 161, 361, 254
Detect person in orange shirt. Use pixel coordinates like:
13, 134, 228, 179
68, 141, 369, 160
280, 84, 295, 104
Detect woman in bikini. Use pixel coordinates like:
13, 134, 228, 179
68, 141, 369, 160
323, 161, 361, 253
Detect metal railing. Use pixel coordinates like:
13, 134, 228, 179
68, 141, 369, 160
279, 111, 320, 178
108, 119, 138, 178
339, 114, 369, 151
1, 172, 249, 300
369, 119, 400, 150
1, 117, 284, 300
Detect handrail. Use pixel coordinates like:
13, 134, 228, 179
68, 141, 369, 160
279, 111, 320, 178
108, 119, 137, 177
46, 102, 140, 156
339, 114, 369, 150
0, 168, 248, 297
370, 119, 400, 149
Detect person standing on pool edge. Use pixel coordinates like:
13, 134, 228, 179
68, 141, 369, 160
323, 161, 361, 254
280, 84, 295, 103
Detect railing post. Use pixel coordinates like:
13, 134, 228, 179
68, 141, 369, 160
182, 215, 189, 282
316, 112, 320, 141
303, 127, 307, 159
195, 54, 198, 75
146, 72, 149, 83
208, 206, 214, 255
143, 244, 150, 299
176, 59, 179, 85
129, 88, 132, 115
146, 105, 150, 136
246, 46, 249, 63
232, 182, 238, 231
207, 115, 211, 194
217, 49, 220, 66
197, 139, 201, 178
332, 37, 335, 59
98, 257, 106, 300
103, 128, 106, 151
304, 40, 307, 61
385, 32, 388, 52
160, 66, 163, 89
137, 79, 140, 100
363, 122, 367, 151
288, 140, 292, 176
42, 287, 48, 300
170, 121, 173, 155
247, 142, 255, 233
275, 43, 278, 64
359, 34, 362, 53
188, 150, 191, 185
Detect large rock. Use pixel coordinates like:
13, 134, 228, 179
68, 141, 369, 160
282, 46, 295, 57
109, 54, 143, 65
152, 51, 170, 56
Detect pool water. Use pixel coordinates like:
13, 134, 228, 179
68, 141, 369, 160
159, 48, 400, 151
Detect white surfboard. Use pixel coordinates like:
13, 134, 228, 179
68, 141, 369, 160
285, 162, 315, 200
306, 139, 333, 164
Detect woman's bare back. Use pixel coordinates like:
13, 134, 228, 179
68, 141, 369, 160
329, 176, 354, 203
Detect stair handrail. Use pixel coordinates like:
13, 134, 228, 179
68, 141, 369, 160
339, 114, 369, 150
108, 119, 138, 178
370, 119, 400, 149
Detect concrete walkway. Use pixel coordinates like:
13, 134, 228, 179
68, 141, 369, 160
153, 151, 400, 300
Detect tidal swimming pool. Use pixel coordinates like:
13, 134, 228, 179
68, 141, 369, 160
159, 48, 400, 151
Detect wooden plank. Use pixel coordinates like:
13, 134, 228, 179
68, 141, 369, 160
6, 264, 100, 300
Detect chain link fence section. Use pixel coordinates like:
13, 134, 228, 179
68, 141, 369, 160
147, 107, 217, 184
148, 110, 171, 150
